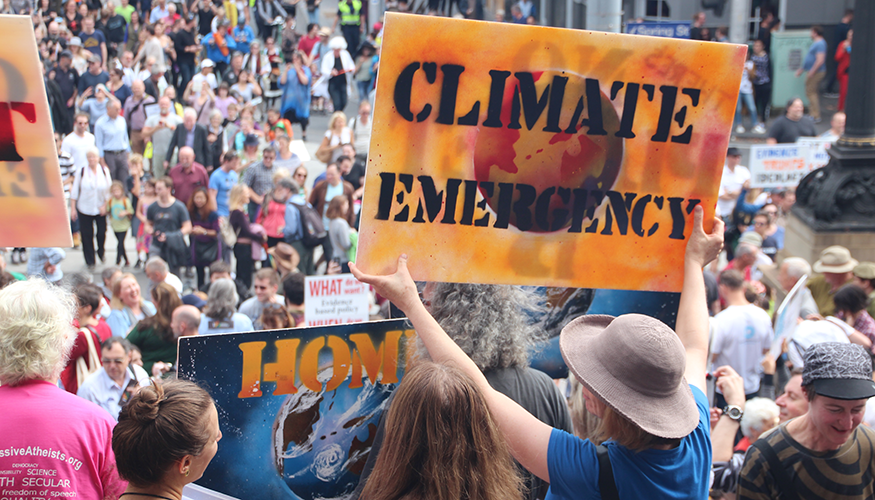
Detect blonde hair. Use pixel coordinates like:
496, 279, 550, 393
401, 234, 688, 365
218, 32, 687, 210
271, 169, 291, 184
0, 279, 76, 386
129, 153, 144, 167
328, 111, 347, 131
228, 184, 248, 212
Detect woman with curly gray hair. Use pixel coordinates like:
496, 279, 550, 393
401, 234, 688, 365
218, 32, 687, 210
354, 283, 573, 500
198, 278, 255, 334
0, 279, 126, 498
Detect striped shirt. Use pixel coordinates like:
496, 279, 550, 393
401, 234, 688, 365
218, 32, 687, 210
738, 422, 875, 499
58, 151, 75, 200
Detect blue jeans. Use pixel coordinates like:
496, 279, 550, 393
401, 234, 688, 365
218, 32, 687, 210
308, 6, 320, 25
357, 80, 370, 101
735, 92, 759, 128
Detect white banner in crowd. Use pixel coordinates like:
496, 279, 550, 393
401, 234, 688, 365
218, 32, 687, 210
796, 137, 833, 170
304, 274, 370, 326
749, 144, 811, 188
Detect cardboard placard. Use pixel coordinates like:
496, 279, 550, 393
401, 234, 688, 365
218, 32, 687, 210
304, 274, 370, 326
796, 137, 832, 171
178, 320, 416, 500
749, 144, 810, 188
357, 13, 745, 292
0, 16, 72, 247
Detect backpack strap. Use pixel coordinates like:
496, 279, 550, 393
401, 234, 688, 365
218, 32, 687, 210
751, 439, 798, 499
596, 444, 620, 500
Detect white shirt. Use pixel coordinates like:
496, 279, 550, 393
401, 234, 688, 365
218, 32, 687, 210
77, 364, 151, 420
716, 164, 751, 217
787, 319, 850, 368
151, 272, 184, 296
61, 131, 97, 172
191, 72, 219, 99
71, 165, 113, 216
711, 303, 773, 394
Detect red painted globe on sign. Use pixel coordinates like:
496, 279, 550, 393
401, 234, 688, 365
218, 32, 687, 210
472, 70, 624, 232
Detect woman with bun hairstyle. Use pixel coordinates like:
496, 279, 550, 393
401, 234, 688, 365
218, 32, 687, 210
113, 379, 222, 500
359, 361, 523, 500
351, 206, 724, 499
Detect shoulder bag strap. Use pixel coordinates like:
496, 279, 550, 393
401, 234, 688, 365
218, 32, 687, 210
596, 444, 620, 500
750, 439, 799, 499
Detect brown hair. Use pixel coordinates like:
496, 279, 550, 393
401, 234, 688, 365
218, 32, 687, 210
113, 380, 214, 487
359, 361, 524, 500
259, 304, 295, 330
138, 282, 182, 342
325, 195, 349, 220
254, 268, 279, 287
187, 186, 216, 221
592, 406, 681, 452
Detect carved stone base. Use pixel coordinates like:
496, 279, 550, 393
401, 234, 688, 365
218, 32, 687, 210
788, 143, 875, 263
793, 145, 875, 231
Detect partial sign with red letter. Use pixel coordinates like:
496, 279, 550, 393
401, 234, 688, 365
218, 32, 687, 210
304, 274, 370, 326
0, 15, 72, 247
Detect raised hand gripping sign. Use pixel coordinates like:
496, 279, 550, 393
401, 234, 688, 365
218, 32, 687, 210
0, 16, 71, 247
357, 13, 745, 292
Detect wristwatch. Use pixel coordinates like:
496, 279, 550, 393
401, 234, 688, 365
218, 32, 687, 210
723, 405, 744, 422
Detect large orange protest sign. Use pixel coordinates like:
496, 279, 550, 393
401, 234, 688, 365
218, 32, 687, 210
357, 14, 745, 292
0, 16, 71, 247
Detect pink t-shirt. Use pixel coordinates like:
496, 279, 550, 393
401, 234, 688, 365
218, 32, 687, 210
0, 380, 127, 499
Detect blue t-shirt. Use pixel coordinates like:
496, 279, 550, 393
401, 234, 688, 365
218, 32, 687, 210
803, 39, 827, 72
78, 29, 106, 58
209, 168, 238, 217
545, 385, 711, 500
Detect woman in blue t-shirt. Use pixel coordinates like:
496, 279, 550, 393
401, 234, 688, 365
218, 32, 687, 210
351, 206, 724, 500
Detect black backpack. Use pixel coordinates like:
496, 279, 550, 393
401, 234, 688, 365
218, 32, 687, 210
291, 201, 327, 247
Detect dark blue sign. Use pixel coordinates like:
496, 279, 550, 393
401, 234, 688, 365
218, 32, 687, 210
626, 22, 692, 39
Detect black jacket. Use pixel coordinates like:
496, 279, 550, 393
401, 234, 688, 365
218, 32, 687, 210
165, 123, 212, 168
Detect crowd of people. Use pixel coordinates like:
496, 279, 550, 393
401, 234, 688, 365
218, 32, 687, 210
6, 201, 875, 499
685, 8, 854, 136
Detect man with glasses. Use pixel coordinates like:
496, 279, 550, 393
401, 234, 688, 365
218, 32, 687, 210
239, 268, 284, 329
748, 210, 779, 261
77, 337, 151, 420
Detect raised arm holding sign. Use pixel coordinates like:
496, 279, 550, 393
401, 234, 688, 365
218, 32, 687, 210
351, 205, 724, 498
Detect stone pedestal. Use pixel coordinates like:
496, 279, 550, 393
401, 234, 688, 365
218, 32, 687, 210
784, 213, 875, 265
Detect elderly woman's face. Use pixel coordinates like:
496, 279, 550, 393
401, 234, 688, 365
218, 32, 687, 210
119, 277, 141, 307
86, 151, 99, 166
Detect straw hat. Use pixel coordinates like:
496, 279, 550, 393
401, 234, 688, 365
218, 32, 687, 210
559, 314, 699, 439
813, 245, 858, 274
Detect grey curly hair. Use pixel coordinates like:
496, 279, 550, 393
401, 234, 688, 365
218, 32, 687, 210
204, 278, 239, 321
420, 283, 544, 371
0, 279, 76, 386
